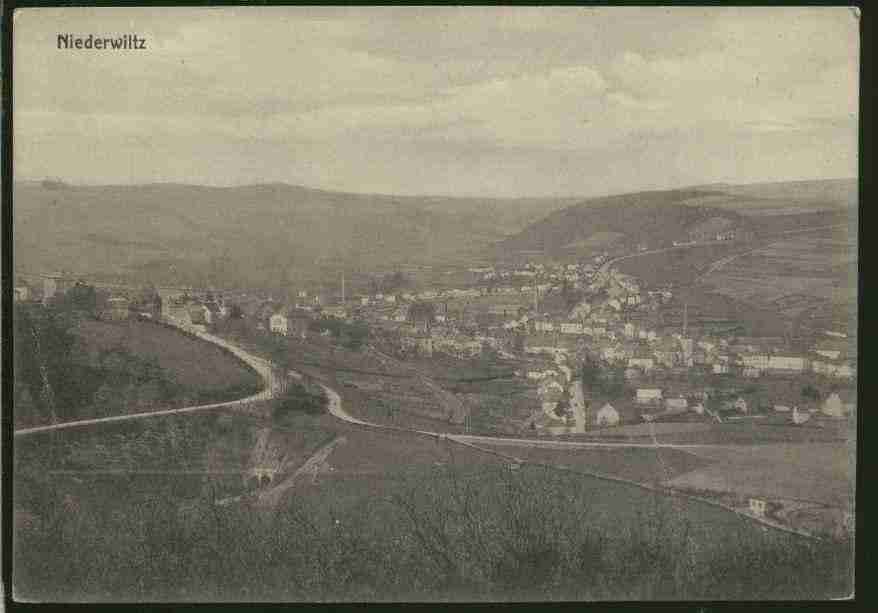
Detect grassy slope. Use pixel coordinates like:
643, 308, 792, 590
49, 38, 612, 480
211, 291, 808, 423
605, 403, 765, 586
495, 189, 748, 255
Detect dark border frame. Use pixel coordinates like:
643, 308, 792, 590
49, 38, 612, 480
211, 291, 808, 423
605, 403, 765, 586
0, 2, 868, 612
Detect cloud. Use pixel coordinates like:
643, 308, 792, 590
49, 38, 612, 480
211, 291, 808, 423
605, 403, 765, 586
12, 7, 859, 196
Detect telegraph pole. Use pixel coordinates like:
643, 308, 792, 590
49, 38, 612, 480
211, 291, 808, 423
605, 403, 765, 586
682, 299, 688, 337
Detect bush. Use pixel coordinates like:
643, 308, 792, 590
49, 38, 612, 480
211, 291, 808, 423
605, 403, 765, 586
13, 439, 853, 601
273, 382, 327, 419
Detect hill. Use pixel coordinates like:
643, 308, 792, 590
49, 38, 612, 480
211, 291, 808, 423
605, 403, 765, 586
492, 178, 856, 259
14, 314, 262, 428
493, 189, 753, 257
13, 181, 579, 288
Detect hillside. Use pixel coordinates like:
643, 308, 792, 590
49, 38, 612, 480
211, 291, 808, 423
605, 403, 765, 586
14, 178, 855, 286
14, 314, 261, 428
493, 189, 753, 257
13, 181, 579, 288
493, 179, 856, 258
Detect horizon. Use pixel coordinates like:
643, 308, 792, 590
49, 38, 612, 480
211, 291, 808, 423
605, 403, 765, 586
13, 174, 858, 202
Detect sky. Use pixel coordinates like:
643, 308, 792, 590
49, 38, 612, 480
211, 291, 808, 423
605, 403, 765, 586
14, 7, 859, 198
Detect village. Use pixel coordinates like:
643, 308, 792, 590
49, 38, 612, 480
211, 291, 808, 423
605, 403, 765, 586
15, 244, 857, 437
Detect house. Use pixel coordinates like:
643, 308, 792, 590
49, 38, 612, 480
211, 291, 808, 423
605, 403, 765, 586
100, 296, 131, 322
322, 305, 348, 319
748, 498, 767, 518
535, 320, 555, 332
14, 286, 30, 302
821, 392, 850, 418
692, 402, 705, 415
665, 397, 688, 411
269, 312, 289, 335
734, 397, 749, 414
814, 339, 846, 361
773, 404, 792, 413
767, 355, 808, 373
42, 272, 76, 303
189, 304, 212, 325
560, 322, 583, 335
792, 406, 811, 425
595, 403, 620, 427
740, 354, 770, 370
813, 359, 854, 380
628, 356, 655, 373
636, 388, 663, 405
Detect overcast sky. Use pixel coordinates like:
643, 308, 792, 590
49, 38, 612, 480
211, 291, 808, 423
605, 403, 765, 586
14, 7, 859, 198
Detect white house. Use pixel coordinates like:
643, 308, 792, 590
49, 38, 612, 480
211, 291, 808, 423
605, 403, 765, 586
767, 355, 808, 373
269, 312, 289, 335
188, 304, 212, 325
740, 354, 770, 370
595, 403, 620, 427
636, 388, 663, 405
734, 397, 749, 414
749, 498, 767, 518
560, 322, 583, 335
628, 356, 655, 373
821, 393, 846, 418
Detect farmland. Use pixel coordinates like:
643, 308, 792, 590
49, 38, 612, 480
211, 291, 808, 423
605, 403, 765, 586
702, 227, 857, 319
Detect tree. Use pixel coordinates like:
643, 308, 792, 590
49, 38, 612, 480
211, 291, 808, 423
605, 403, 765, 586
801, 384, 820, 401
228, 304, 244, 319
580, 353, 601, 390
60, 282, 98, 315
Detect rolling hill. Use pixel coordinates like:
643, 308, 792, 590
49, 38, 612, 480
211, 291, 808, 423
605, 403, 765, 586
14, 178, 855, 288
492, 179, 856, 259
13, 181, 579, 288
493, 189, 754, 257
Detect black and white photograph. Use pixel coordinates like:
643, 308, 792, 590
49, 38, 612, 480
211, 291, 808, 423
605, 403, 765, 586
9, 5, 858, 602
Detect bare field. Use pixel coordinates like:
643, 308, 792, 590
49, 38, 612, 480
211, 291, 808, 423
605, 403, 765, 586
473, 442, 712, 483
668, 441, 854, 509
703, 230, 856, 318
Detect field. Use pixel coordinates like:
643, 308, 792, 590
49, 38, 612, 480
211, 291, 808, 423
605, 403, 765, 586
704, 233, 856, 318
616, 242, 747, 287
667, 441, 854, 509
473, 442, 711, 484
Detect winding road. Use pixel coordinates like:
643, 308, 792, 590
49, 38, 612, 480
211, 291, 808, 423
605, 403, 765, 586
13, 311, 830, 540
13, 318, 281, 437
